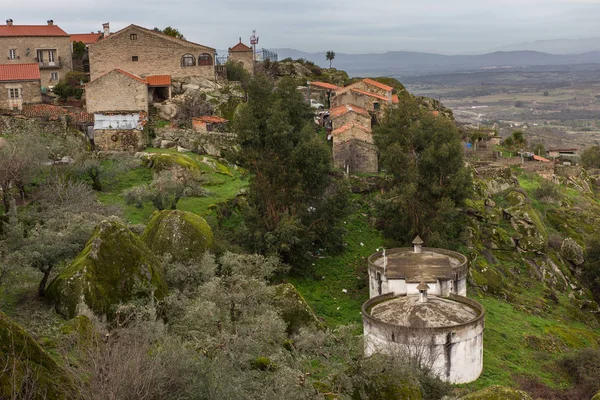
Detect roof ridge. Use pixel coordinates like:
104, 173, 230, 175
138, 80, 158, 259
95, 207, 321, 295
95, 24, 215, 51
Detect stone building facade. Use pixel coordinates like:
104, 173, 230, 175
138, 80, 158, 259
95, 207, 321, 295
329, 104, 371, 130
334, 139, 378, 174
331, 87, 390, 114
88, 25, 216, 81
85, 69, 149, 113
228, 40, 254, 75
0, 63, 41, 110
0, 20, 73, 89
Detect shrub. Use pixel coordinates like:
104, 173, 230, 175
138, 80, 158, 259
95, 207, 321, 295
558, 348, 600, 399
534, 180, 561, 202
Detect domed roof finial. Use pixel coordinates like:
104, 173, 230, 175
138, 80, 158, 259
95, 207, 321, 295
413, 235, 423, 253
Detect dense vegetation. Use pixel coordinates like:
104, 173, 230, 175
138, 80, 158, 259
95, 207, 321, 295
1, 71, 599, 399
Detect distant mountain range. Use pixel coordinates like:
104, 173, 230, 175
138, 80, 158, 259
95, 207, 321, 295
271, 48, 600, 77
490, 37, 600, 55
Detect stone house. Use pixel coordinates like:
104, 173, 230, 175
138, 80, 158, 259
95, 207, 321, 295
329, 103, 371, 130
192, 115, 228, 133
309, 81, 340, 107
332, 122, 378, 173
228, 39, 254, 75
0, 63, 41, 110
69, 32, 102, 48
88, 24, 216, 82
0, 19, 72, 90
86, 69, 149, 113
331, 86, 391, 114
347, 78, 393, 102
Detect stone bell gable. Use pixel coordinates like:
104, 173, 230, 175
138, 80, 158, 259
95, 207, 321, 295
88, 24, 216, 81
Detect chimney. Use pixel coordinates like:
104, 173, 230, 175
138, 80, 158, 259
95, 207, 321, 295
47, 20, 54, 26
417, 281, 430, 303
6, 19, 13, 26
102, 22, 110, 38
413, 235, 424, 254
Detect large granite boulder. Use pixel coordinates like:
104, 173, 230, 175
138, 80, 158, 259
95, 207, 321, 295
591, 390, 600, 400
460, 385, 532, 400
273, 283, 322, 335
0, 311, 71, 399
46, 219, 167, 319
141, 210, 214, 263
561, 238, 585, 265
503, 192, 547, 252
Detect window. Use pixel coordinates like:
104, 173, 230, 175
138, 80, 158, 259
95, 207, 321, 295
198, 53, 212, 66
181, 54, 195, 67
132, 56, 139, 62
373, 102, 380, 111
130, 34, 137, 40
50, 72, 58, 81
8, 49, 16, 59
8, 88, 20, 99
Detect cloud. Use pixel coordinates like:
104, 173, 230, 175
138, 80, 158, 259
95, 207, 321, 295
4, 0, 600, 53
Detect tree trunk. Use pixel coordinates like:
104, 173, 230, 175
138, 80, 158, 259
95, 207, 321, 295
1, 183, 9, 214
38, 267, 52, 297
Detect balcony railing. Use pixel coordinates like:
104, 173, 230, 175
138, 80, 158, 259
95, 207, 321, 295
38, 60, 61, 69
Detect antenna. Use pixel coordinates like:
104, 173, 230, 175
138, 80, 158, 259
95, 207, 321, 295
250, 29, 259, 61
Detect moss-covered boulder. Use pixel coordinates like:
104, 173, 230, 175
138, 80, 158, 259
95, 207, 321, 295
46, 219, 167, 319
143, 153, 202, 181
0, 311, 71, 399
141, 210, 214, 263
504, 201, 548, 252
460, 386, 533, 400
561, 238, 584, 265
591, 390, 600, 400
273, 283, 322, 334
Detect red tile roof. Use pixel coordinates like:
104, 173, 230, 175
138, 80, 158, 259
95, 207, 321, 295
0, 24, 68, 37
70, 33, 102, 44
533, 155, 551, 162
229, 41, 252, 52
392, 94, 399, 104
547, 148, 578, 152
0, 63, 40, 82
20, 104, 93, 123
310, 81, 340, 91
194, 116, 228, 124
146, 75, 171, 86
362, 78, 393, 92
329, 104, 370, 119
332, 122, 372, 136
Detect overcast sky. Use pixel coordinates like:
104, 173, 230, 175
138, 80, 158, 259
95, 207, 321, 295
3, 0, 600, 54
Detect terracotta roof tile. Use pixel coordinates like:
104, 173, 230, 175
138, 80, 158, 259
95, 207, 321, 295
70, 33, 102, 44
329, 104, 370, 119
0, 24, 68, 37
0, 64, 40, 82
193, 116, 228, 124
533, 155, 551, 162
145, 75, 171, 86
310, 81, 340, 91
332, 122, 372, 136
392, 94, 399, 104
229, 41, 252, 51
547, 148, 578, 152
20, 104, 93, 123
362, 78, 393, 92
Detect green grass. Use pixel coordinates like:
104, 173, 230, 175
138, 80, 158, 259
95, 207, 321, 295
289, 198, 384, 327
97, 149, 248, 225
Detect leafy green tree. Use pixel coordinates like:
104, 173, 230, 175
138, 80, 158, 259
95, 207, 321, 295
529, 141, 546, 157
326, 50, 335, 68
581, 146, 600, 169
374, 97, 472, 245
233, 74, 348, 265
53, 71, 88, 100
153, 26, 185, 40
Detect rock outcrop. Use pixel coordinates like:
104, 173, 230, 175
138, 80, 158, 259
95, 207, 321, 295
142, 210, 214, 263
561, 238, 585, 266
46, 219, 167, 319
273, 283, 322, 334
0, 311, 71, 399
460, 386, 533, 400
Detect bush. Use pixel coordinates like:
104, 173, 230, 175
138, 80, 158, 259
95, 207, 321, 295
558, 348, 600, 399
581, 146, 600, 169
534, 180, 561, 202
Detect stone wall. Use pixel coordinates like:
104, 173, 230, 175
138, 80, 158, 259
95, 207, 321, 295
333, 139, 378, 174
89, 26, 215, 81
349, 81, 392, 101
555, 164, 582, 178
0, 114, 67, 135
94, 129, 145, 152
154, 126, 237, 158
0, 36, 72, 88
331, 112, 371, 131
331, 90, 388, 114
0, 80, 41, 110
362, 293, 484, 384
333, 125, 374, 145
86, 70, 148, 113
